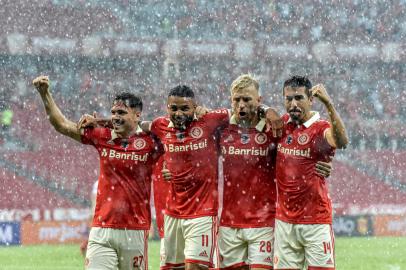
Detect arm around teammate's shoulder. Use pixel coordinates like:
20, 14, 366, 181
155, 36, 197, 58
140, 120, 152, 133
33, 75, 82, 142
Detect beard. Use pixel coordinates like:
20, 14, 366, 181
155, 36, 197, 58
171, 115, 193, 129
289, 109, 303, 122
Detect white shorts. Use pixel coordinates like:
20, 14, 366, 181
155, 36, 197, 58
86, 227, 149, 270
273, 219, 335, 270
218, 226, 274, 269
161, 215, 217, 269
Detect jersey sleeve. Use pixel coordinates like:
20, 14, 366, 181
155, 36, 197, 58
314, 121, 335, 159
81, 127, 103, 146
150, 117, 164, 138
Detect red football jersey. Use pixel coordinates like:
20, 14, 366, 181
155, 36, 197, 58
150, 109, 229, 218
220, 117, 277, 228
275, 112, 335, 224
81, 127, 158, 230
152, 156, 169, 238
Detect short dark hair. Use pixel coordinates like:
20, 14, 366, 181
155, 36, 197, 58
283, 76, 312, 97
168, 85, 195, 99
113, 92, 143, 111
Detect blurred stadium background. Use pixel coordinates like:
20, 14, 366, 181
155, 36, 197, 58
0, 0, 405, 269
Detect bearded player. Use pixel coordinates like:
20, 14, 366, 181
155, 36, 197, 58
273, 76, 348, 270
33, 75, 160, 270
150, 85, 230, 270
217, 74, 332, 270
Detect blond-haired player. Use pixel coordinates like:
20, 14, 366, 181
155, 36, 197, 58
216, 74, 277, 270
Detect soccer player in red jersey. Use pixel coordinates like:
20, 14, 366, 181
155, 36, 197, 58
217, 74, 330, 270
218, 74, 277, 270
33, 75, 160, 270
149, 85, 230, 270
273, 76, 348, 270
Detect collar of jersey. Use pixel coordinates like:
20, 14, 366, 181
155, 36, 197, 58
167, 114, 198, 128
229, 114, 266, 132
110, 124, 143, 140
287, 111, 320, 128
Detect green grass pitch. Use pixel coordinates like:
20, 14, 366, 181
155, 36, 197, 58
0, 237, 405, 269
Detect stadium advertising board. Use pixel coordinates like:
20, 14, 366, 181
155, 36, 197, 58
373, 215, 406, 236
0, 208, 91, 222
0, 209, 41, 222
21, 221, 88, 245
0, 222, 21, 245
333, 215, 373, 236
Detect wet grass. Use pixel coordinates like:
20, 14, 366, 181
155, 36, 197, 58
0, 241, 160, 270
0, 237, 405, 269
336, 237, 406, 270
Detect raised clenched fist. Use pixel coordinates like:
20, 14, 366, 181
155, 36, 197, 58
310, 84, 332, 105
32, 75, 50, 94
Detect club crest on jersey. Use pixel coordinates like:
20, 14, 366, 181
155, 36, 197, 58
240, 134, 250, 144
189, 127, 203, 139
133, 138, 146, 149
286, 134, 293, 145
297, 133, 310, 145
165, 132, 171, 139
254, 133, 267, 145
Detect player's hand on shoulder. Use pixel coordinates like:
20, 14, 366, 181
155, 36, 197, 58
265, 108, 283, 138
78, 112, 112, 129
195, 106, 210, 119
32, 75, 50, 94
315, 161, 333, 178
78, 112, 98, 129
140, 121, 152, 133
311, 84, 332, 105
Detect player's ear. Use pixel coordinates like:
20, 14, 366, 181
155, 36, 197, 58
130, 107, 141, 118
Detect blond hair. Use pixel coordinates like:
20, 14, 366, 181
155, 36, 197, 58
230, 74, 259, 94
